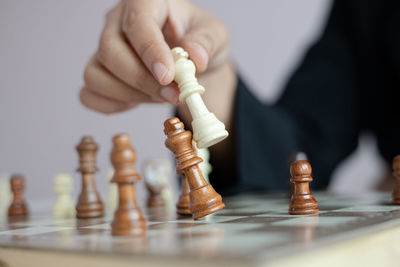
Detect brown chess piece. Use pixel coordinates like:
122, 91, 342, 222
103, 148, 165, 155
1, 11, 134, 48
392, 155, 400, 204
146, 183, 165, 208
8, 174, 29, 217
110, 134, 146, 236
289, 160, 318, 215
176, 175, 191, 215
163, 117, 225, 219
76, 136, 104, 218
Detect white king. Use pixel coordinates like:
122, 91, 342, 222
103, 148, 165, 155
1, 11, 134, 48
172, 47, 229, 148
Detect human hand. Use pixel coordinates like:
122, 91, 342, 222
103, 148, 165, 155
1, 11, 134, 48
80, 0, 230, 114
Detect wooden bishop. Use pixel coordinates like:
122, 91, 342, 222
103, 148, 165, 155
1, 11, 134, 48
76, 136, 104, 218
164, 117, 225, 219
289, 160, 318, 215
110, 134, 146, 236
172, 47, 228, 149
8, 174, 29, 217
392, 155, 400, 204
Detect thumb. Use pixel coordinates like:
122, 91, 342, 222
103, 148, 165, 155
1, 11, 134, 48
180, 12, 229, 73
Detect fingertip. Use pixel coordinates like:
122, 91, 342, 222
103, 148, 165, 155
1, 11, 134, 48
126, 102, 140, 109
182, 42, 209, 72
152, 57, 175, 85
160, 85, 180, 104
151, 95, 166, 103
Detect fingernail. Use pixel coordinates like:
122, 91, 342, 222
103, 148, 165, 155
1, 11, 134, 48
160, 86, 179, 104
151, 96, 165, 103
153, 62, 168, 84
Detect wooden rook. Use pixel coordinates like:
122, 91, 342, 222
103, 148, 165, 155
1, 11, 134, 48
8, 174, 29, 217
392, 155, 400, 204
289, 160, 318, 215
76, 136, 104, 218
164, 117, 225, 219
110, 134, 146, 236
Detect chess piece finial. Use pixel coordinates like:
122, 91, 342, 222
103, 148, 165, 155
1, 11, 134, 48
76, 136, 104, 218
110, 134, 146, 236
171, 47, 228, 149
392, 155, 400, 204
8, 174, 29, 217
289, 160, 318, 215
164, 117, 225, 219
53, 173, 75, 218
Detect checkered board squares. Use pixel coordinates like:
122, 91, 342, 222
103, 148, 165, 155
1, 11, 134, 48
271, 216, 358, 227
1, 192, 400, 263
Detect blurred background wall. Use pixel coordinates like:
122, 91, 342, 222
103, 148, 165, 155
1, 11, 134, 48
0, 0, 388, 205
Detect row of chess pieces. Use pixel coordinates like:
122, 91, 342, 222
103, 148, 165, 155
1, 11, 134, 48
3, 115, 400, 235
0, 117, 222, 236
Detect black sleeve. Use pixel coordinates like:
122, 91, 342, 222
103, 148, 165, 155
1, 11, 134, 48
213, 1, 362, 194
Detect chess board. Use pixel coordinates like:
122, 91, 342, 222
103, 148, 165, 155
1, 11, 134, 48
1, 191, 400, 267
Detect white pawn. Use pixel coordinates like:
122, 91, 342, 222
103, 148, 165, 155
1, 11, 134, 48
193, 141, 212, 184
53, 174, 75, 219
106, 169, 118, 216
172, 47, 229, 148
0, 174, 12, 218
143, 159, 174, 207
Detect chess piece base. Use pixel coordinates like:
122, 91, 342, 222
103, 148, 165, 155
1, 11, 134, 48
192, 113, 228, 149
76, 202, 104, 218
147, 196, 165, 208
8, 203, 28, 217
111, 209, 146, 236
176, 193, 191, 215
289, 194, 318, 215
289, 207, 319, 215
176, 176, 191, 215
392, 187, 400, 205
190, 184, 225, 219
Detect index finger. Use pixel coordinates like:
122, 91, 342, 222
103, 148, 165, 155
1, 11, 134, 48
122, 0, 175, 85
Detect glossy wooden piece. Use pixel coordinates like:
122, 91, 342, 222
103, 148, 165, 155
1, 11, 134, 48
176, 175, 191, 215
164, 117, 225, 219
392, 155, 400, 204
289, 160, 318, 215
76, 136, 104, 218
8, 174, 29, 217
110, 134, 146, 236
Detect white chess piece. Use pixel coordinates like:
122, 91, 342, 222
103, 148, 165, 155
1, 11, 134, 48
0, 174, 11, 218
172, 47, 229, 148
193, 141, 212, 184
143, 159, 174, 206
106, 169, 118, 216
295, 151, 308, 161
53, 173, 75, 219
